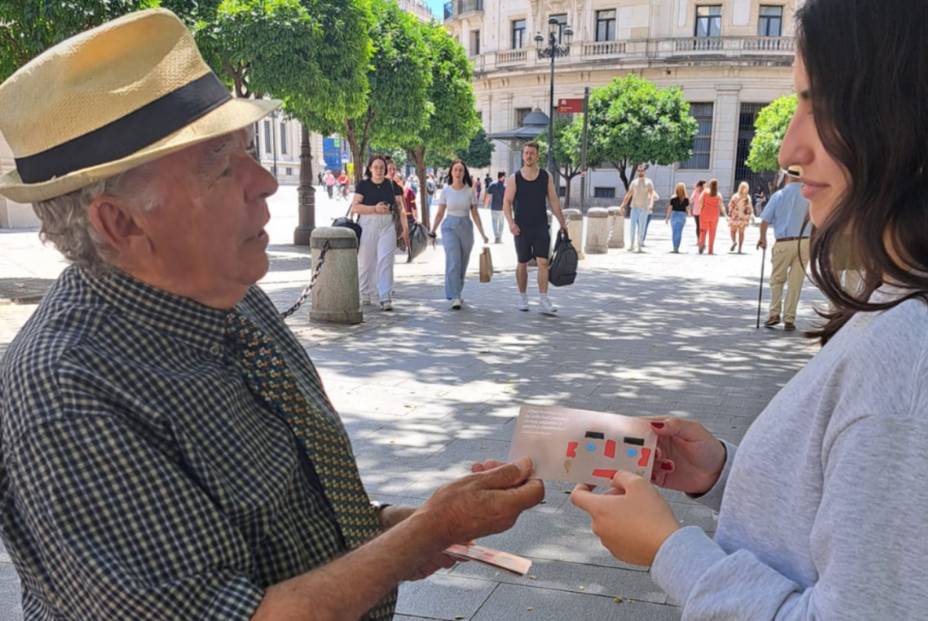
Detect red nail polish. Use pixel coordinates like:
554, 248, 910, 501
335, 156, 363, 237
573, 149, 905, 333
661, 462, 674, 471
650, 422, 665, 429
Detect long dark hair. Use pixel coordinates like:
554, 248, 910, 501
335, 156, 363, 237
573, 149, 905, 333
364, 154, 387, 179
797, 0, 928, 344
446, 159, 473, 187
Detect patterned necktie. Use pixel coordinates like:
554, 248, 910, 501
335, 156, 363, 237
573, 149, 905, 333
225, 309, 396, 621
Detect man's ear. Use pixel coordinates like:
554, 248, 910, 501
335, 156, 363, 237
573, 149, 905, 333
87, 196, 147, 260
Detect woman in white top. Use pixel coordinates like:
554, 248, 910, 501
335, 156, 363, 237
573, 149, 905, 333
429, 160, 488, 309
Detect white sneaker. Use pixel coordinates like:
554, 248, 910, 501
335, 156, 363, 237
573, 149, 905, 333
361, 293, 371, 305
539, 296, 558, 315
451, 298, 462, 309
627, 245, 635, 252
381, 295, 393, 311
518, 296, 529, 311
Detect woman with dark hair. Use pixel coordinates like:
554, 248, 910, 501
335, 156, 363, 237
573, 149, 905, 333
696, 178, 727, 254
430, 159, 488, 309
570, 0, 928, 617
352, 154, 408, 310
663, 182, 690, 253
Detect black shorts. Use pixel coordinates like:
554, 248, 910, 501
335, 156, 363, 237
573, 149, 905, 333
514, 225, 551, 264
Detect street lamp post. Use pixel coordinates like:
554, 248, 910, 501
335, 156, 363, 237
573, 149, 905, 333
535, 18, 573, 178
269, 111, 279, 179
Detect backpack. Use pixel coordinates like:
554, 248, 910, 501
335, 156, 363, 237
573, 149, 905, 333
548, 230, 578, 287
426, 178, 436, 194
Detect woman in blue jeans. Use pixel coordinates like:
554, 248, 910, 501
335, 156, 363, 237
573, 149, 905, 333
429, 160, 489, 309
664, 182, 691, 253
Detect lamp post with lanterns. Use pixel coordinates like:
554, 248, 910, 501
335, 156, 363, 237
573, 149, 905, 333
535, 17, 573, 177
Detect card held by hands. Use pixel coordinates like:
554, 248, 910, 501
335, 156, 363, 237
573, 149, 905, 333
444, 544, 533, 576
508, 405, 657, 486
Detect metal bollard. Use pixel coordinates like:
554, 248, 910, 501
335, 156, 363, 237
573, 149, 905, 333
310, 227, 362, 324
607, 206, 625, 249
563, 208, 584, 260
584, 207, 609, 254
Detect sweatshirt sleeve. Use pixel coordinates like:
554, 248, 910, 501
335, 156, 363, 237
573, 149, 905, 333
651, 415, 928, 620
685, 439, 737, 513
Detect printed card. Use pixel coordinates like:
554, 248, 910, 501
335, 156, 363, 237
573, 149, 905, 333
444, 544, 533, 576
508, 405, 657, 486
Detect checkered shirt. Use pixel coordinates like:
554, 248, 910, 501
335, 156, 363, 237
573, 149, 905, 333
0, 266, 385, 620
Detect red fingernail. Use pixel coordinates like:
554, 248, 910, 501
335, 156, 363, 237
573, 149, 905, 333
650, 422, 665, 429
661, 462, 674, 471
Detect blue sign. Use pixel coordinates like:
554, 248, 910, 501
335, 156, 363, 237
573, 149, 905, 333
323, 137, 342, 172
341, 151, 350, 162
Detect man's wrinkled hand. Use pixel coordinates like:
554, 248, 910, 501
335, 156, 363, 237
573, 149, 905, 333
420, 457, 544, 548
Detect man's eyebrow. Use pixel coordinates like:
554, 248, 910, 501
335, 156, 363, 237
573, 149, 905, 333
196, 135, 236, 180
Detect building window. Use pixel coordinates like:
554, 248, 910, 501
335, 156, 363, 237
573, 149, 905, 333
263, 120, 272, 153
594, 187, 616, 199
470, 30, 480, 56
512, 19, 526, 49
679, 103, 713, 169
557, 185, 566, 197
286, 167, 293, 176
515, 107, 532, 126
695, 6, 722, 37
550, 14, 568, 44
476, 110, 483, 122
758, 5, 783, 36
596, 10, 616, 42
280, 123, 288, 155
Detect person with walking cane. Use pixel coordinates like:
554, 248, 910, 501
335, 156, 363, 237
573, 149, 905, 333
757, 166, 811, 331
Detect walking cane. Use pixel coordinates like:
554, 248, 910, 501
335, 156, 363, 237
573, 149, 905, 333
756, 244, 767, 329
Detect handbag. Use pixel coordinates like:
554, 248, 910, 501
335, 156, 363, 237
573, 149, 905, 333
479, 247, 493, 283
549, 230, 578, 287
407, 221, 428, 262
332, 202, 361, 241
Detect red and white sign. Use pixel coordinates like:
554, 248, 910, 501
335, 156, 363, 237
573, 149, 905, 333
558, 98, 584, 113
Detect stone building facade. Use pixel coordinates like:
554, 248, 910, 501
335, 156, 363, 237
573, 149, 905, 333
443, 0, 802, 205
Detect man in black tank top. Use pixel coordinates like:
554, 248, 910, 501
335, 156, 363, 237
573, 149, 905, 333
502, 142, 569, 315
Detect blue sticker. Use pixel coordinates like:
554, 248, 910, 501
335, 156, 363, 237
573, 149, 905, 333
626, 448, 637, 457
586, 443, 597, 451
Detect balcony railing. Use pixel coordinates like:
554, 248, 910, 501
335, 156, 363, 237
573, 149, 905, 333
444, 0, 482, 19
582, 41, 628, 57
498, 49, 527, 64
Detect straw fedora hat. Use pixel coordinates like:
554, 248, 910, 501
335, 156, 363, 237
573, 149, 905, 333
0, 8, 281, 204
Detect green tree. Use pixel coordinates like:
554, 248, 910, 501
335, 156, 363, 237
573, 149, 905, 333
344, 0, 431, 184
536, 117, 584, 208
401, 20, 479, 228
586, 74, 698, 190
454, 127, 494, 169
746, 94, 797, 173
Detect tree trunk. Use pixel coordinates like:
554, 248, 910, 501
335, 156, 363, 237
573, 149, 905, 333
344, 111, 375, 185
563, 171, 572, 209
616, 160, 633, 191
293, 125, 315, 246
411, 146, 430, 230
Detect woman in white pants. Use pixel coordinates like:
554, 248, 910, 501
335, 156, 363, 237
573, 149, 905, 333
352, 154, 407, 310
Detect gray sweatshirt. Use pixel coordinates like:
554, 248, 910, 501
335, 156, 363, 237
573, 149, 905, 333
651, 287, 928, 619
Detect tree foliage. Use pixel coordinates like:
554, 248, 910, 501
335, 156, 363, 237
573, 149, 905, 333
402, 19, 479, 228
536, 117, 583, 208
586, 74, 698, 190
746, 94, 797, 173
344, 0, 431, 183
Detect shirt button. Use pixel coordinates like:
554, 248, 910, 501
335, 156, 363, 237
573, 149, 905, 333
210, 343, 222, 356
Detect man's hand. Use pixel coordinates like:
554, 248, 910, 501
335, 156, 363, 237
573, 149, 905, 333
418, 457, 544, 548
509, 221, 521, 236
645, 418, 726, 495
757, 237, 768, 250
379, 506, 457, 581
570, 471, 680, 567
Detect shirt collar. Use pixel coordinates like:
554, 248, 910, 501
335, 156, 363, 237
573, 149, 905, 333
79, 266, 232, 354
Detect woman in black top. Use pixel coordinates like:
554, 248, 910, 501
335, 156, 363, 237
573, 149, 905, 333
351, 154, 407, 310
664, 182, 691, 253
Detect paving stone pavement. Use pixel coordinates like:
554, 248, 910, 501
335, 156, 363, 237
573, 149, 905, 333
0, 187, 826, 620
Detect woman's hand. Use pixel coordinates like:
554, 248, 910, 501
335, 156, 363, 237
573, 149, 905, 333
482, 233, 489, 244
646, 418, 726, 495
570, 471, 680, 567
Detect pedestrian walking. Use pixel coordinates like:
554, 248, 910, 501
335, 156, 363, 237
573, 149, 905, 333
484, 173, 492, 196
484, 171, 507, 243
728, 182, 755, 253
620, 165, 654, 253
502, 142, 568, 314
757, 166, 811, 331
429, 160, 489, 309
753, 184, 767, 216
572, 4, 928, 618
664, 182, 690, 253
691, 180, 706, 243
352, 154, 408, 310
474, 177, 482, 201
697, 179, 727, 255
325, 169, 335, 199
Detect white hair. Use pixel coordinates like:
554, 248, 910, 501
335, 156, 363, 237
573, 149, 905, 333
32, 164, 163, 277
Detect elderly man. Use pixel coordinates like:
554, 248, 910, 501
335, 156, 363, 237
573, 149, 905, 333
0, 10, 543, 621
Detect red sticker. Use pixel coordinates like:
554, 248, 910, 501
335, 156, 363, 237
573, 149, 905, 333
592, 469, 618, 479
638, 448, 652, 467
566, 442, 578, 458
604, 440, 616, 459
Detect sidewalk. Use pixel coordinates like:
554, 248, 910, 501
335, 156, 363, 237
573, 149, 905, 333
0, 187, 825, 621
